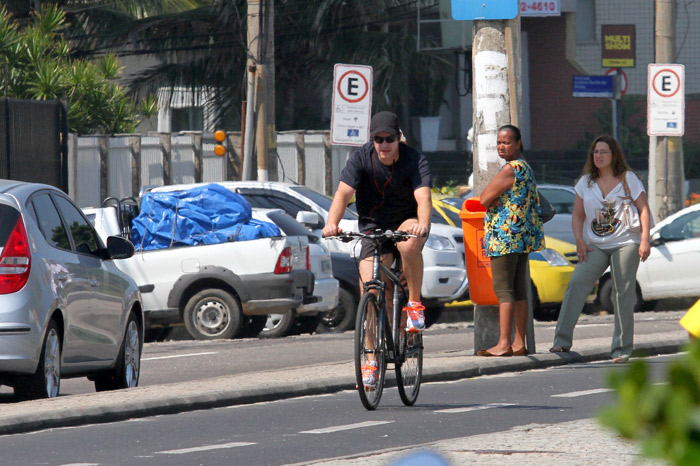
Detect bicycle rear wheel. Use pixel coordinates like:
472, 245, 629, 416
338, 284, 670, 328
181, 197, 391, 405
396, 331, 423, 406
354, 292, 386, 410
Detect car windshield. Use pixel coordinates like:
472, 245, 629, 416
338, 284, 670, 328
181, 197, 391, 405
290, 186, 357, 220
539, 187, 576, 214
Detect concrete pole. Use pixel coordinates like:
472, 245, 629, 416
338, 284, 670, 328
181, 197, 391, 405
472, 17, 529, 354
651, 0, 683, 220
263, 0, 278, 181
243, 0, 260, 181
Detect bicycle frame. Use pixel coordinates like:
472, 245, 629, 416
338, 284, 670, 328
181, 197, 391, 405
362, 249, 406, 364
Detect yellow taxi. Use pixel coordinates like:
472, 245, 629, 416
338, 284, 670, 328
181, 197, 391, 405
432, 198, 577, 320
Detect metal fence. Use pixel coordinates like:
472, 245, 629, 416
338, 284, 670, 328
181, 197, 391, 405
0, 98, 67, 190
67, 131, 354, 208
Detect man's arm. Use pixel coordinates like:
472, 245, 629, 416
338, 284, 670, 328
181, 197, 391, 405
409, 186, 432, 237
322, 181, 355, 237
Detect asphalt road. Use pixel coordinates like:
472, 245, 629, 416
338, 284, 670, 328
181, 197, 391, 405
0, 307, 688, 400
0, 353, 678, 466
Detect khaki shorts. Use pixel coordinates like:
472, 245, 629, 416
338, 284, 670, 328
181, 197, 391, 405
490, 253, 529, 303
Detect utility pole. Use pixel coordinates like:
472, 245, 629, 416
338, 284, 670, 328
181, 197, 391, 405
244, 0, 276, 182
650, 0, 683, 220
471, 17, 533, 353
257, 0, 276, 181
243, 0, 259, 181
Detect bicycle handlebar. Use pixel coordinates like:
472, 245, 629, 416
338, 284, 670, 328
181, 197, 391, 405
326, 229, 418, 243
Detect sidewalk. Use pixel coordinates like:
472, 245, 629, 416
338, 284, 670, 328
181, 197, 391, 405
0, 327, 688, 439
296, 418, 665, 466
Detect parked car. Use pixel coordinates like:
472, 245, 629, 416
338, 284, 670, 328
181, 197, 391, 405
597, 203, 700, 312
0, 180, 143, 400
85, 185, 314, 341
431, 197, 579, 320
225, 182, 468, 319
251, 208, 339, 338
538, 184, 577, 244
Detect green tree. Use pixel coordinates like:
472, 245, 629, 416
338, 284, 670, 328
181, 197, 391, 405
61, 0, 452, 133
0, 4, 150, 134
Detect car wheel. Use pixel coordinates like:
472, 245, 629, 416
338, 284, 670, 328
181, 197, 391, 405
184, 289, 243, 340
238, 316, 267, 338
317, 287, 357, 333
15, 319, 61, 400
95, 311, 142, 392
294, 313, 323, 335
259, 311, 296, 338
598, 278, 646, 313
531, 283, 558, 321
597, 277, 614, 313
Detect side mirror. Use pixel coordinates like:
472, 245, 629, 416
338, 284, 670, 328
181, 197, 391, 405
107, 235, 135, 259
650, 231, 664, 247
296, 211, 323, 229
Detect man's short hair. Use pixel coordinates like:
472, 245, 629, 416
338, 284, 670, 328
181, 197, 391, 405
370, 111, 400, 137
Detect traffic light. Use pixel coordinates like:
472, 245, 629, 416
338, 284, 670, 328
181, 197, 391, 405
214, 130, 226, 156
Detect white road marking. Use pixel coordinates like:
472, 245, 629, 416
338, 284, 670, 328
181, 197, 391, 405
552, 388, 613, 398
143, 351, 218, 361
300, 420, 393, 434
156, 442, 255, 455
435, 403, 516, 414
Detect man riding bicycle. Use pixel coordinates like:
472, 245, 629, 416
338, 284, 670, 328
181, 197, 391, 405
322, 111, 432, 388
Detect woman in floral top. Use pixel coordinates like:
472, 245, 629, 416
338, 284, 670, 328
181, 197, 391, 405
477, 125, 545, 357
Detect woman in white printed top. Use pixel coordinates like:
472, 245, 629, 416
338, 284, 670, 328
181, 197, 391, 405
550, 135, 652, 363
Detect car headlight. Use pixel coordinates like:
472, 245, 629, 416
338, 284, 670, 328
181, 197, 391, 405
425, 234, 455, 251
530, 248, 570, 267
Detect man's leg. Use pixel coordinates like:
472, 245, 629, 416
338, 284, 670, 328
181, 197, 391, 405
395, 219, 427, 302
396, 218, 428, 332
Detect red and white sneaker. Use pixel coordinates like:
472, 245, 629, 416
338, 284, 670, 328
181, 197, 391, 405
404, 301, 426, 333
361, 361, 379, 390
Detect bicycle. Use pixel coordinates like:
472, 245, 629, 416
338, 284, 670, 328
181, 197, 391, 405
330, 230, 424, 410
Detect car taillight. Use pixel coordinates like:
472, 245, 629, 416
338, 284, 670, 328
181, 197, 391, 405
274, 247, 292, 274
305, 246, 310, 270
0, 217, 31, 294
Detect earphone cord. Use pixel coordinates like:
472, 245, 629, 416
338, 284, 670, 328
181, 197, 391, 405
368, 149, 395, 221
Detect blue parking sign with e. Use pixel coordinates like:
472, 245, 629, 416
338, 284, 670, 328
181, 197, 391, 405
451, 0, 518, 20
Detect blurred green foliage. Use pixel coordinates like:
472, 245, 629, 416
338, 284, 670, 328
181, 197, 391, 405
0, 5, 151, 134
600, 340, 700, 465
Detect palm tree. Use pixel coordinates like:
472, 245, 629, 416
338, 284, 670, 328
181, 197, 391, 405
59, 0, 452, 134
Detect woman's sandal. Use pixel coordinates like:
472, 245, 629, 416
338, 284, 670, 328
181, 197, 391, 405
512, 348, 528, 356
476, 348, 513, 357
549, 346, 569, 353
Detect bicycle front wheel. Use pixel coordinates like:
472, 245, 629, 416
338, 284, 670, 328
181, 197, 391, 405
354, 292, 386, 410
396, 331, 423, 406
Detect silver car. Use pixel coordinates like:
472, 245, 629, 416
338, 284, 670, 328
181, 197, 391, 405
0, 180, 143, 400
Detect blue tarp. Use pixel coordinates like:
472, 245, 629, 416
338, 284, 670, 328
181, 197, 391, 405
130, 184, 281, 251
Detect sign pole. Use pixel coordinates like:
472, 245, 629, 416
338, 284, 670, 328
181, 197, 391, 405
650, 0, 682, 221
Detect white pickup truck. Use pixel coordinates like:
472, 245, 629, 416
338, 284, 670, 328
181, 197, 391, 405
83, 197, 315, 341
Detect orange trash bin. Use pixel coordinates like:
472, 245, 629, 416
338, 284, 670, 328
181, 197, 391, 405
459, 197, 499, 305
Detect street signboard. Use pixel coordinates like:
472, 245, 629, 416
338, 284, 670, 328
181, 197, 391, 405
647, 64, 685, 136
572, 75, 614, 98
601, 25, 635, 68
451, 0, 518, 20
331, 64, 373, 146
520, 0, 560, 17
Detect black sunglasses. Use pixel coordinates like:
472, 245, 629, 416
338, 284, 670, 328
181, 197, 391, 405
373, 135, 397, 144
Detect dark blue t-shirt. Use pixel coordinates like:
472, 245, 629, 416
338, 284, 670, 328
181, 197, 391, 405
340, 142, 431, 232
